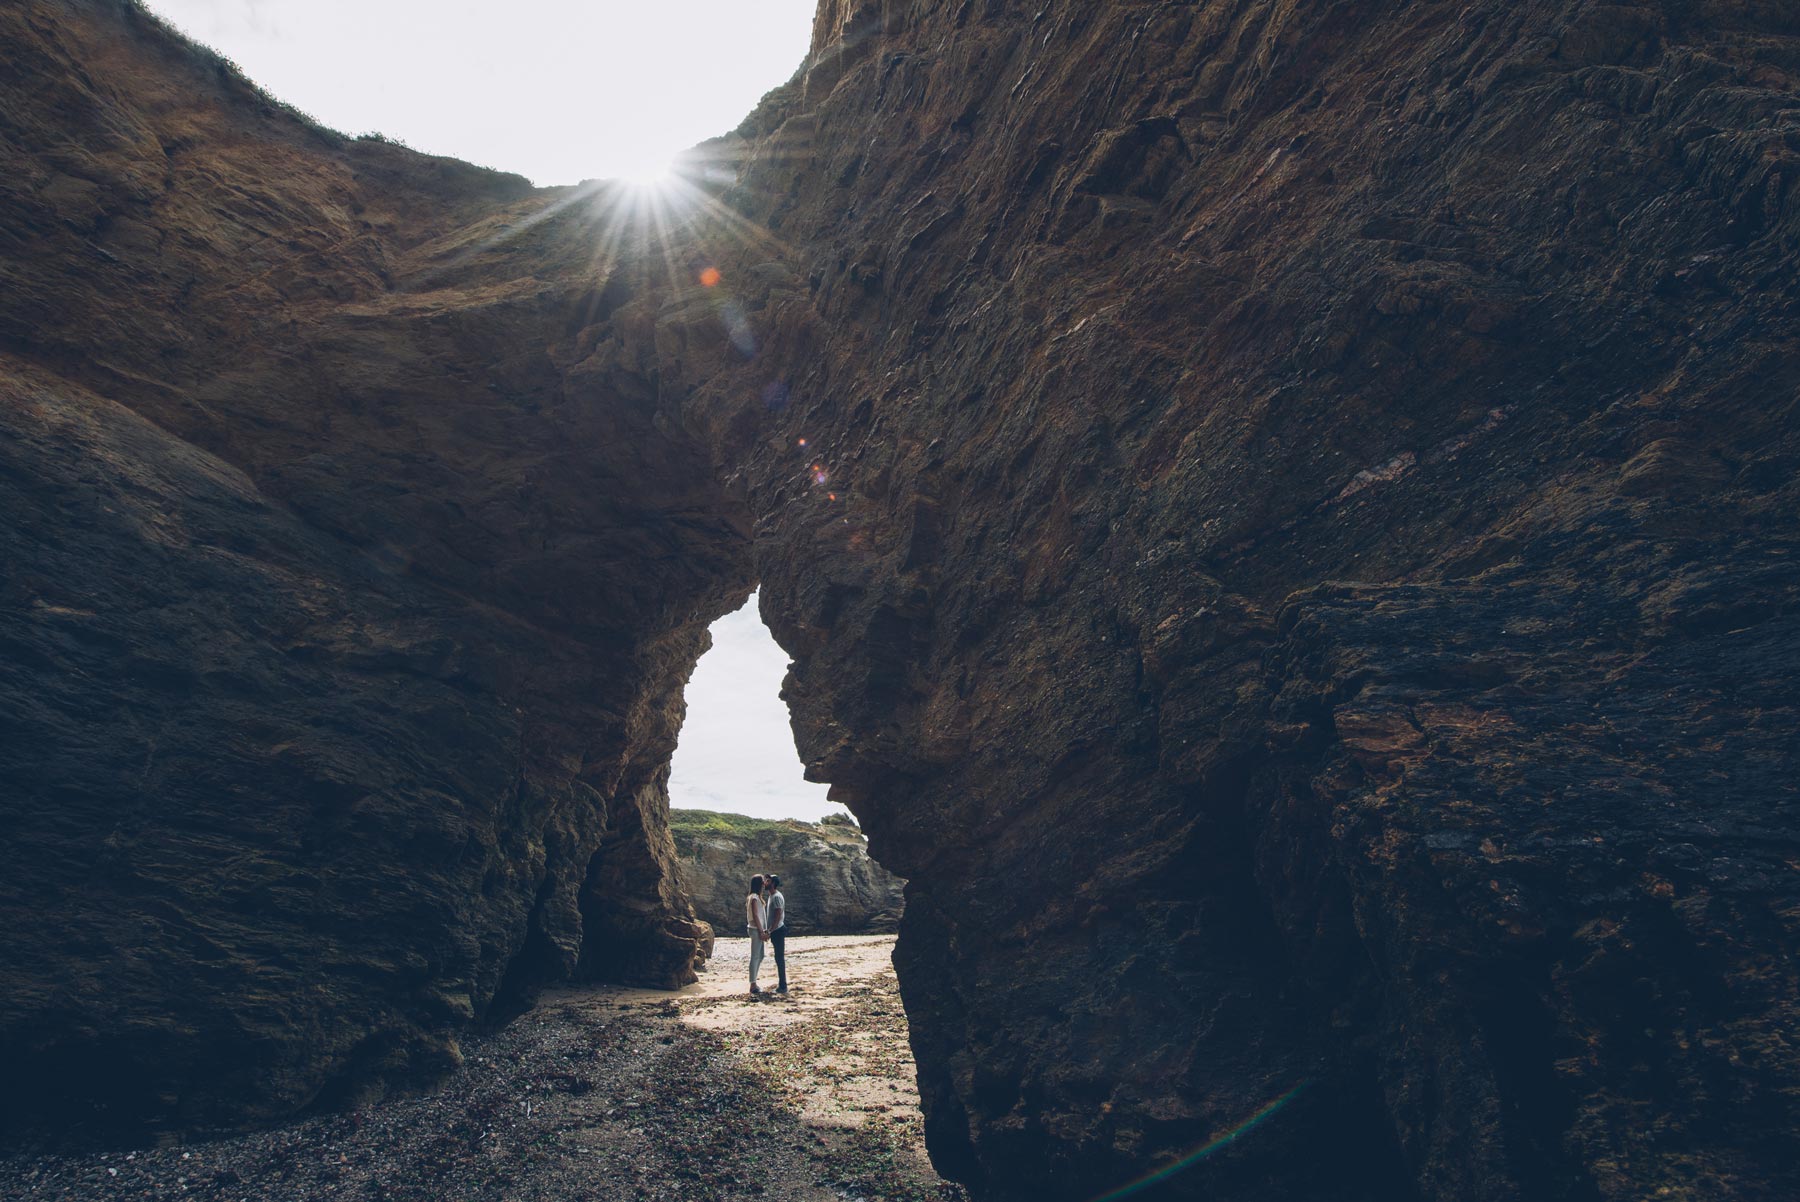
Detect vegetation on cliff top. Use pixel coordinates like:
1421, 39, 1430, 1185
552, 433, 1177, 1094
121, 0, 528, 186
669, 808, 864, 846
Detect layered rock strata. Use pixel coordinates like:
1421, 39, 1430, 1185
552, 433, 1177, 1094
3, 3, 1799, 1202
670, 811, 905, 935
0, 0, 742, 1138
707, 5, 1800, 1201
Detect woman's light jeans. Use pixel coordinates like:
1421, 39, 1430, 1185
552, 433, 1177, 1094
747, 925, 764, 989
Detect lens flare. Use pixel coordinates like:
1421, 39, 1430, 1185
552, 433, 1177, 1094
700, 266, 722, 287
1087, 1080, 1311, 1202
622, 157, 675, 187
722, 300, 756, 355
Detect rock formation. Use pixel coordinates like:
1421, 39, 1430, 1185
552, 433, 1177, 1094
4, 1, 1799, 1201
0, 0, 744, 1139
670, 811, 905, 935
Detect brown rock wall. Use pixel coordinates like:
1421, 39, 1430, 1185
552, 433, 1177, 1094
2, 3, 1798, 1202
668, 3, 1800, 1200
0, 0, 746, 1139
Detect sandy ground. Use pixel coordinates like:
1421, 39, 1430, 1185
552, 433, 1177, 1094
0, 935, 967, 1202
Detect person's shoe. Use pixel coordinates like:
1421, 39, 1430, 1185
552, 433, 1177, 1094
778, 987, 788, 994
749, 986, 761, 995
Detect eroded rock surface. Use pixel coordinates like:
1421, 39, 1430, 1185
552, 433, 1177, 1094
670, 811, 905, 935
689, 4, 1800, 1201
0, 0, 744, 1139
3, 2, 1799, 1201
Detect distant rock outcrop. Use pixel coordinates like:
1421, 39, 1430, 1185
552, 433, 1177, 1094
670, 811, 904, 935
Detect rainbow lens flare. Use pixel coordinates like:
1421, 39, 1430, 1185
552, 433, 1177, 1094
1087, 1080, 1311, 1202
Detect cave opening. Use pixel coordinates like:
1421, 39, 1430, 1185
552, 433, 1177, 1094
598, 588, 936, 1191
659, 584, 912, 992
668, 591, 844, 824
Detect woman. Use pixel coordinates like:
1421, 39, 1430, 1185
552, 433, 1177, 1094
746, 873, 771, 996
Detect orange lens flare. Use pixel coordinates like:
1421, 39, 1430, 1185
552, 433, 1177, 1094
699, 266, 721, 287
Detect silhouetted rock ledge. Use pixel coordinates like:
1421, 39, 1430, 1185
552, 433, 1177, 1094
4, 2, 1800, 1201
670, 810, 905, 935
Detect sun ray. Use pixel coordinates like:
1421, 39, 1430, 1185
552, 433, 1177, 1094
644, 188, 690, 296
584, 186, 642, 278
652, 175, 798, 266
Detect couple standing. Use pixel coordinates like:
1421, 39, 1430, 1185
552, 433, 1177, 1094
745, 873, 787, 996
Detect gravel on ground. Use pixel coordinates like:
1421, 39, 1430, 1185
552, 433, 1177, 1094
0, 935, 967, 1202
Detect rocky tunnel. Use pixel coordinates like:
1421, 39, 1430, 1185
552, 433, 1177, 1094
5, 2, 1800, 1201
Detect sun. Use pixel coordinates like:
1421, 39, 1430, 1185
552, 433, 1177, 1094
620, 156, 675, 188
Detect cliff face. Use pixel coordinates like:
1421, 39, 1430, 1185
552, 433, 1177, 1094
4, 1, 1800, 1201
670, 811, 905, 935
0, 0, 744, 1137
705, 4, 1800, 1200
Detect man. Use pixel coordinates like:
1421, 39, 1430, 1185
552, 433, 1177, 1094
766, 873, 788, 994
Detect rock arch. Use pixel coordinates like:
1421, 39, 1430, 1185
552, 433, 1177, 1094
4, 3, 1800, 1201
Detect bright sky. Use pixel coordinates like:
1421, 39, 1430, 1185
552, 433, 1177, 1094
669, 597, 843, 823
140, 0, 819, 184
